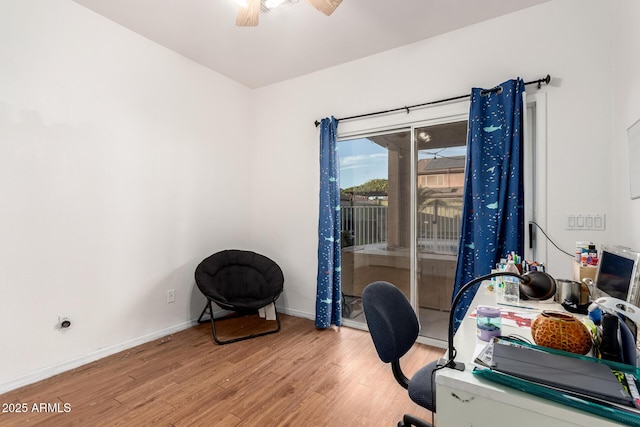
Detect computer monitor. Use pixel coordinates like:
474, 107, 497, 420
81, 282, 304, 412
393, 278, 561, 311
594, 244, 640, 307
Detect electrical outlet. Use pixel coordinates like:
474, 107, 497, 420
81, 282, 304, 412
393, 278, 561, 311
167, 289, 175, 303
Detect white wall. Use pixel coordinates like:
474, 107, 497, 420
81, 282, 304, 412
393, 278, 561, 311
612, 0, 640, 249
0, 0, 253, 391
251, 0, 617, 318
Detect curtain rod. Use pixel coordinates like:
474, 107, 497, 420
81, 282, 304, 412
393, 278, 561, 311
314, 74, 551, 127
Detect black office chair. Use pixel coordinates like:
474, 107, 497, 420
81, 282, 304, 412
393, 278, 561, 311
362, 281, 437, 427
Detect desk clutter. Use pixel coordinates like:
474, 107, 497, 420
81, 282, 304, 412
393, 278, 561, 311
472, 303, 638, 361
438, 258, 640, 426
471, 290, 640, 425
470, 270, 640, 425
483, 246, 640, 362
488, 253, 549, 301
470, 306, 538, 331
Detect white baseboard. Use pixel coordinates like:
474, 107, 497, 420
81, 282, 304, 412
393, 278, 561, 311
277, 306, 314, 321
0, 305, 316, 395
0, 319, 197, 395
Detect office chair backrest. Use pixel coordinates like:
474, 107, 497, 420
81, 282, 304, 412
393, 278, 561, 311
362, 281, 420, 363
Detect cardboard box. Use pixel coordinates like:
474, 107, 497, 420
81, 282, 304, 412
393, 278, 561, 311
572, 261, 598, 283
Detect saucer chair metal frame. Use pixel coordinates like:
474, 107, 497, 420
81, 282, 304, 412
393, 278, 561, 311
196, 250, 284, 345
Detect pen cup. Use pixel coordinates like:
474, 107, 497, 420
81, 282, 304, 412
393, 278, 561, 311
477, 306, 501, 341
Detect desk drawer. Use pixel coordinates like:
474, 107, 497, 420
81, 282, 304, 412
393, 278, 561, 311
436, 383, 624, 427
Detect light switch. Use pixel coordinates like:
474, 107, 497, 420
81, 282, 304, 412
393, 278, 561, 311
566, 213, 606, 231
594, 216, 602, 228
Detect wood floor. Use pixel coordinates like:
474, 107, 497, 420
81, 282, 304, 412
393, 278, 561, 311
0, 314, 444, 426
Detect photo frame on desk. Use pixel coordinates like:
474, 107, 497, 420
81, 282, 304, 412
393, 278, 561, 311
628, 117, 640, 200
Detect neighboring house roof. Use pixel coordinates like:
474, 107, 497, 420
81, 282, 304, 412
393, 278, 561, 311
418, 155, 465, 173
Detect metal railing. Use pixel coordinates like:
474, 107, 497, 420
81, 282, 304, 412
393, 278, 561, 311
340, 205, 387, 247
340, 205, 461, 254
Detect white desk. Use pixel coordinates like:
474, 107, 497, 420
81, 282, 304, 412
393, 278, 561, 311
435, 283, 626, 427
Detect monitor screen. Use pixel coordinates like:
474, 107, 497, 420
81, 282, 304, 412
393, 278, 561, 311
595, 245, 640, 306
597, 251, 635, 300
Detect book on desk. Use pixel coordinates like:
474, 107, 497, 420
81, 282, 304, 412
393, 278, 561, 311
492, 342, 633, 405
473, 338, 640, 425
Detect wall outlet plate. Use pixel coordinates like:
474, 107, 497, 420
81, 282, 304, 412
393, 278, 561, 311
167, 289, 175, 303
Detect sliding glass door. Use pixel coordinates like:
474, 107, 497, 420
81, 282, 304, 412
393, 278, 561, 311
338, 120, 467, 345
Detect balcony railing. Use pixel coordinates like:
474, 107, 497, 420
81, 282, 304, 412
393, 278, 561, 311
340, 205, 461, 255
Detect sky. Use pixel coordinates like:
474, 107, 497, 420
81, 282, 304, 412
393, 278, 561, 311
338, 138, 388, 189
338, 137, 467, 189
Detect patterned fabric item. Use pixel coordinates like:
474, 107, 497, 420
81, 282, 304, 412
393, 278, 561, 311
452, 78, 526, 331
316, 116, 342, 328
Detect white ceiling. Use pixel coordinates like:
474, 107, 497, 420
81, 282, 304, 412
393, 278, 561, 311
72, 0, 551, 89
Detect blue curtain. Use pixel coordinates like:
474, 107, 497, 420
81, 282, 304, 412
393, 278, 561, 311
452, 78, 526, 330
316, 116, 342, 328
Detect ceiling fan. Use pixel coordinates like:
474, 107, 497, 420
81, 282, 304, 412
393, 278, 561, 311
235, 0, 342, 26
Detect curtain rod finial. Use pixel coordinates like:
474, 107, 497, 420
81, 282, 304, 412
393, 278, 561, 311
314, 120, 320, 127
538, 74, 551, 89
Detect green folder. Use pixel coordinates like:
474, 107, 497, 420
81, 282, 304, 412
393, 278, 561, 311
473, 340, 640, 426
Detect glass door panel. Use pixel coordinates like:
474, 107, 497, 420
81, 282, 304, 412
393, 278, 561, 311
339, 131, 411, 325
415, 121, 467, 341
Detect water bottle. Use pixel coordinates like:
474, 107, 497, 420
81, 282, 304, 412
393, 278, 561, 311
502, 259, 520, 304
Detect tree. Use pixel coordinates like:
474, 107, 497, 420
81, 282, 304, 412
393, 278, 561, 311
341, 179, 388, 196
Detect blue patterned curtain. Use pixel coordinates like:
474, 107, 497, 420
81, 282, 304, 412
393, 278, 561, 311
452, 78, 526, 330
316, 116, 341, 328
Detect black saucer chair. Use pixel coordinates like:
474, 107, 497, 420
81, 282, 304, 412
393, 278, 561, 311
195, 250, 284, 344
362, 281, 437, 427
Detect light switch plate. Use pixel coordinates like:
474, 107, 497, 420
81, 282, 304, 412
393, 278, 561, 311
566, 214, 606, 231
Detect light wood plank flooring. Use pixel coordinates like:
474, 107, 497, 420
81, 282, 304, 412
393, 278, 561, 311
0, 314, 444, 426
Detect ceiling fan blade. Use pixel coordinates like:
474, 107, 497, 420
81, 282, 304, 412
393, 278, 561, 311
236, 0, 260, 26
305, 0, 342, 16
